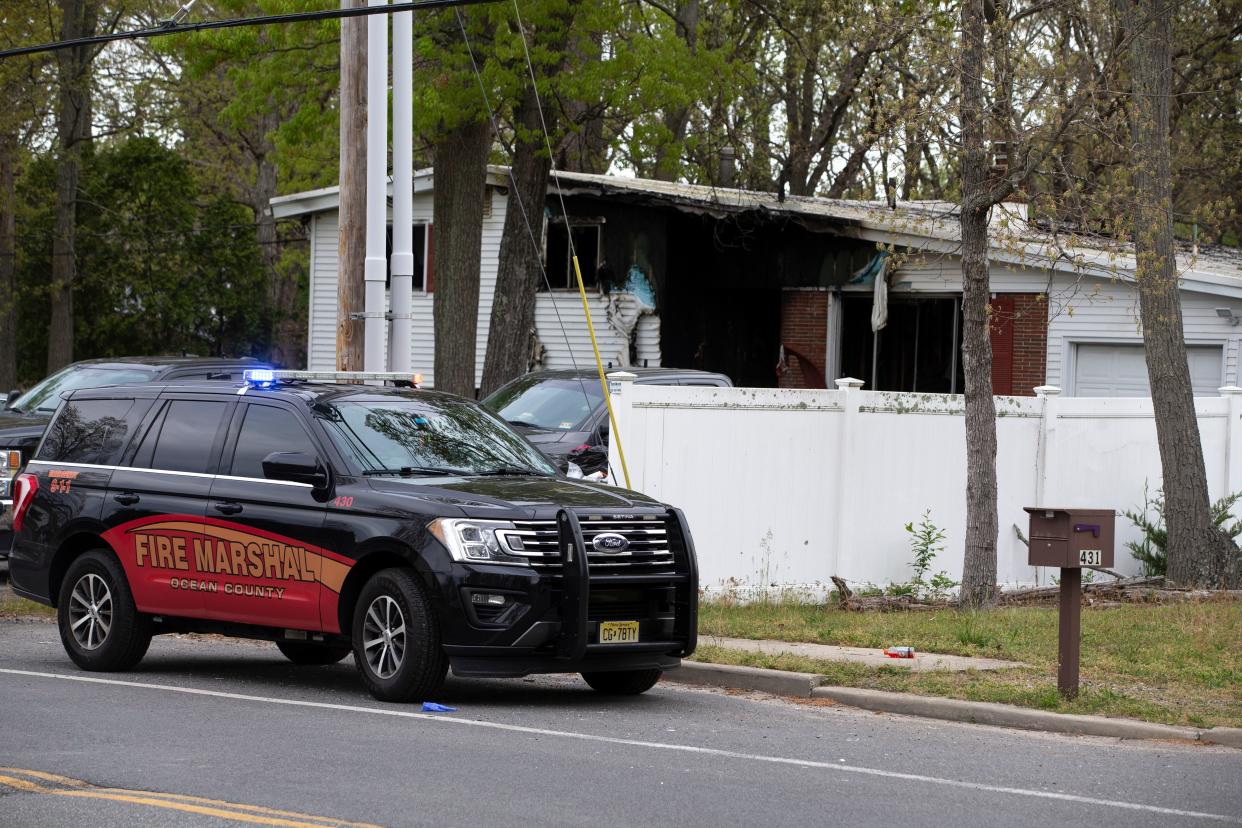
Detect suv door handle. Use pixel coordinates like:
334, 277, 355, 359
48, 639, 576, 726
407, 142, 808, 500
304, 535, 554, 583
213, 502, 243, 515
113, 492, 140, 506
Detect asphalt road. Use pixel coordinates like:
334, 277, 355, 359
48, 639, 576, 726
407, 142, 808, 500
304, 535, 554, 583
1, 620, 1240, 827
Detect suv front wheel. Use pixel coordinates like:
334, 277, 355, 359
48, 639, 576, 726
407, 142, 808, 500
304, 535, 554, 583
352, 568, 447, 702
57, 549, 152, 672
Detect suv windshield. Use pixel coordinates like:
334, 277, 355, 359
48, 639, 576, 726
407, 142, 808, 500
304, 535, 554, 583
318, 394, 557, 477
482, 376, 603, 432
10, 365, 158, 414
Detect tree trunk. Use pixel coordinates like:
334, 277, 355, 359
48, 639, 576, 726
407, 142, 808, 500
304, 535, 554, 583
480, 87, 552, 398
0, 129, 16, 391
337, 0, 366, 372
1122, 0, 1239, 588
47, 0, 95, 373
432, 117, 492, 397
651, 0, 699, 181
958, 0, 999, 608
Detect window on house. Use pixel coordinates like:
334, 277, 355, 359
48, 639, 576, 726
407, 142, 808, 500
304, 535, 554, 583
542, 222, 601, 290
385, 224, 428, 291
840, 296, 963, 393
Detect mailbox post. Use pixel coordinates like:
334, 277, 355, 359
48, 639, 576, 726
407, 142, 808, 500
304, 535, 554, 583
1023, 507, 1115, 699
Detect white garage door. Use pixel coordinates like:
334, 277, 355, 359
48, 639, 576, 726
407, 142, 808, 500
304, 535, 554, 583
1073, 343, 1223, 397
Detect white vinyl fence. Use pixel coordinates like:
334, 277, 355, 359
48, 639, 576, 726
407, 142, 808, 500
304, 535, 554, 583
606, 375, 1242, 598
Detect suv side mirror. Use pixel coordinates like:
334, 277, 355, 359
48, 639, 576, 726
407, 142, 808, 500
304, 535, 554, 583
596, 419, 610, 443
262, 451, 329, 489
4, 389, 19, 409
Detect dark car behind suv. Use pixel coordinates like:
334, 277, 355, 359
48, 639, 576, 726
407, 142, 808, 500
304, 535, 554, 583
1, 357, 266, 571
482, 368, 732, 473
7, 371, 698, 701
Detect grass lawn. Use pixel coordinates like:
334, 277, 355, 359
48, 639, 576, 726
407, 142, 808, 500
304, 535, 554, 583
696, 598, 1242, 729
0, 584, 55, 620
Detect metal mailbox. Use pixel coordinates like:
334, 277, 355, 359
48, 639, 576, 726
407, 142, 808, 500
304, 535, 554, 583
1023, 507, 1115, 569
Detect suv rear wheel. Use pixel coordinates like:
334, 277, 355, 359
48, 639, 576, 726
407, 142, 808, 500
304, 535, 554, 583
57, 549, 152, 672
581, 669, 663, 695
276, 641, 352, 666
352, 568, 447, 702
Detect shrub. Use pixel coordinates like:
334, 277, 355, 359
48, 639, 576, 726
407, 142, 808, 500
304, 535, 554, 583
1123, 484, 1242, 576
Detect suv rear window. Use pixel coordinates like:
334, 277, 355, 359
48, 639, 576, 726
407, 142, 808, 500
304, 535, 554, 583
37, 399, 139, 465
135, 400, 230, 474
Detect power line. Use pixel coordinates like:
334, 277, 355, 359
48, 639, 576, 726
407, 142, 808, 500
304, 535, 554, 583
0, 0, 498, 61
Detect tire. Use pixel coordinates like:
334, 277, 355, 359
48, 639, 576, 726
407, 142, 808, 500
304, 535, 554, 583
351, 567, 447, 702
581, 668, 663, 696
276, 641, 352, 666
57, 549, 152, 672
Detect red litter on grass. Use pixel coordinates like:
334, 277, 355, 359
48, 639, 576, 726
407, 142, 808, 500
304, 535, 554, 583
884, 646, 916, 658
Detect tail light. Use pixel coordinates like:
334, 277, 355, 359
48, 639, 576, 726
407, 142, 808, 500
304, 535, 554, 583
11, 472, 37, 533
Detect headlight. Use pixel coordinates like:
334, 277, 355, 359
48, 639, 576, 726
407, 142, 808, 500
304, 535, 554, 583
428, 519, 535, 566
0, 450, 20, 499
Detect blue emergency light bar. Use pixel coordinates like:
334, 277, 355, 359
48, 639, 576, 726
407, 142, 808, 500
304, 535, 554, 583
243, 369, 424, 387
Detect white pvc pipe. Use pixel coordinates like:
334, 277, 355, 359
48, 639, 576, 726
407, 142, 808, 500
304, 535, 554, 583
389, 8, 414, 373
363, 0, 388, 372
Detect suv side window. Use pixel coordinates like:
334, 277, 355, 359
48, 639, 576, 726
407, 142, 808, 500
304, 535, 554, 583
143, 400, 230, 474
37, 398, 140, 465
229, 404, 318, 479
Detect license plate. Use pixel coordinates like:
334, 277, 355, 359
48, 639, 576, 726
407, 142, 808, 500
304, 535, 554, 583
599, 620, 639, 644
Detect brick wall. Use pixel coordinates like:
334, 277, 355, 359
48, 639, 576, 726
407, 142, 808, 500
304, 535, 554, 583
778, 289, 828, 389
989, 292, 1047, 395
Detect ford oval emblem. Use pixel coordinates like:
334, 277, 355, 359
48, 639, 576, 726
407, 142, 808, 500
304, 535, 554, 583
592, 533, 629, 554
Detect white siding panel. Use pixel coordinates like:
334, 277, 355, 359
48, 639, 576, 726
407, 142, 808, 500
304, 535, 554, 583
888, 253, 1053, 294
310, 211, 340, 370
532, 293, 662, 372
1046, 275, 1242, 391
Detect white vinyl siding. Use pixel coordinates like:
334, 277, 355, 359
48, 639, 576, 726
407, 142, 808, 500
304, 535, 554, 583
305, 192, 660, 386
1046, 278, 1241, 391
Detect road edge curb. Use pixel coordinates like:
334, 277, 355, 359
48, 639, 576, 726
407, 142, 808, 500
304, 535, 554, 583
667, 660, 1239, 747
665, 661, 822, 697
810, 686, 1205, 742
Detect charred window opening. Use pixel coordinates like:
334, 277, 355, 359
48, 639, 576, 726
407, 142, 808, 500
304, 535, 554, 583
543, 221, 601, 290
841, 296, 963, 393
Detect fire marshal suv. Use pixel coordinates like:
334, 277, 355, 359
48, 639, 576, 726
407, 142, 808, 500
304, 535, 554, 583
7, 371, 698, 701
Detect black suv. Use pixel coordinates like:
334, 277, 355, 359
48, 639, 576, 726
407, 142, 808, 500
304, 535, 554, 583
1, 357, 265, 572
8, 373, 698, 701
482, 368, 732, 473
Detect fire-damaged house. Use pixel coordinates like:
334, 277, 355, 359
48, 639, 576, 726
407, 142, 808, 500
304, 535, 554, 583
272, 167, 1242, 395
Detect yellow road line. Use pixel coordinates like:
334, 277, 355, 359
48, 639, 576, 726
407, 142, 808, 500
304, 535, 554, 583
1, 767, 375, 826
0, 768, 383, 828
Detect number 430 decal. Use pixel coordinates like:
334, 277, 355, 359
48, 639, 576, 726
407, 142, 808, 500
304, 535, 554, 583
332, 495, 354, 508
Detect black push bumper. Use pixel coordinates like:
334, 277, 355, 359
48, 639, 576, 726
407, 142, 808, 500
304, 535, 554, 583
446, 507, 699, 678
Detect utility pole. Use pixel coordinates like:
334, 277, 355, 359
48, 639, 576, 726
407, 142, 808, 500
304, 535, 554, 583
337, 0, 366, 371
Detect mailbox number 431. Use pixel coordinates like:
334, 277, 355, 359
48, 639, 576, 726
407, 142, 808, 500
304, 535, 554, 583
1079, 549, 1102, 566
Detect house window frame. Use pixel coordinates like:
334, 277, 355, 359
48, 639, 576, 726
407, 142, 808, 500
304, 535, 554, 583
836, 289, 963, 393
541, 217, 605, 291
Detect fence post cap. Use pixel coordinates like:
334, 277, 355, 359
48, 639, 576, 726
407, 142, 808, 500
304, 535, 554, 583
835, 377, 865, 390
1034, 385, 1062, 397
1219, 385, 1242, 396
607, 371, 638, 382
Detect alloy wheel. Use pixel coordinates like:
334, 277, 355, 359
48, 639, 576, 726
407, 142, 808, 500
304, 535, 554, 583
68, 573, 112, 651
362, 595, 406, 679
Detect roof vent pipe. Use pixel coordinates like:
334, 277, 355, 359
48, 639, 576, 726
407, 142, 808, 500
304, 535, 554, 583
719, 146, 736, 189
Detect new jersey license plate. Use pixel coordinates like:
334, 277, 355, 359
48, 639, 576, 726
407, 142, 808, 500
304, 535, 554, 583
599, 620, 639, 644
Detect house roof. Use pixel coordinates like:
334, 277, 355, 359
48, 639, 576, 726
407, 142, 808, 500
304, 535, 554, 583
270, 166, 1242, 299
